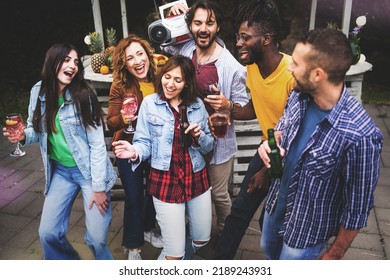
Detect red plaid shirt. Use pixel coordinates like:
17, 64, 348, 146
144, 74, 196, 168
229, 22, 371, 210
148, 101, 210, 203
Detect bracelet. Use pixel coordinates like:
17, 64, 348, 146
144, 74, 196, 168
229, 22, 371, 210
229, 99, 234, 109
128, 150, 138, 162
130, 154, 137, 161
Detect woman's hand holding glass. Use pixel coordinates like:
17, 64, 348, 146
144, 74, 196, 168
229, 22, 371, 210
3, 113, 26, 156
120, 110, 138, 125
122, 95, 138, 134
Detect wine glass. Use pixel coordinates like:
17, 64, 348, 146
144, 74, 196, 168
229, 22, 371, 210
5, 113, 26, 157
207, 82, 220, 95
210, 112, 229, 139
122, 95, 138, 134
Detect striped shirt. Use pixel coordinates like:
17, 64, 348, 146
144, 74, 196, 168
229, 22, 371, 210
266, 87, 383, 249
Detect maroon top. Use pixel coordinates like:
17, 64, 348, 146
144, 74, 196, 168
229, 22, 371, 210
192, 51, 218, 115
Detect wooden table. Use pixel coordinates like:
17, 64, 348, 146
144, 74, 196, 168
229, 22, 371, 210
83, 56, 113, 90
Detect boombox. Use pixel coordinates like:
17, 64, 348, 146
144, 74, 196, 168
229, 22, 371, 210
148, 0, 192, 47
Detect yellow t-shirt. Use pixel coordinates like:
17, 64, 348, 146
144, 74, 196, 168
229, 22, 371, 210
139, 81, 155, 98
246, 53, 295, 140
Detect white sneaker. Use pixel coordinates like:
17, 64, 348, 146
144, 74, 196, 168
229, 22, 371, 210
128, 249, 142, 260
144, 230, 163, 248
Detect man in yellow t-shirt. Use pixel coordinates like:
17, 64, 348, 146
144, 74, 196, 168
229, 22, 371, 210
246, 55, 294, 139
215, 0, 294, 259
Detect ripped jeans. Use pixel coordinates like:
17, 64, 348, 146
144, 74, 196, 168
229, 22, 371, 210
153, 189, 212, 260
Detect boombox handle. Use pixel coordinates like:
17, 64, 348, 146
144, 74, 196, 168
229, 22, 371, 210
159, 0, 188, 20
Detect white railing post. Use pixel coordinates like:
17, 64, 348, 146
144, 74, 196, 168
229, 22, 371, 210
91, 0, 105, 49
120, 0, 128, 38
309, 0, 317, 30
342, 0, 353, 36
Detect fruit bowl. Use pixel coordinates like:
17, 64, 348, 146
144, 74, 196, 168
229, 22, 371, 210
153, 54, 169, 67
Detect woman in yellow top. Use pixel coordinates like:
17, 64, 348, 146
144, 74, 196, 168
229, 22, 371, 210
107, 35, 163, 260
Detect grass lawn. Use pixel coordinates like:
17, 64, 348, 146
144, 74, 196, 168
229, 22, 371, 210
362, 83, 390, 105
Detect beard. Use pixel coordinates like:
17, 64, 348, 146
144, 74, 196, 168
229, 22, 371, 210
292, 71, 316, 93
194, 31, 217, 50
293, 79, 304, 92
248, 49, 263, 65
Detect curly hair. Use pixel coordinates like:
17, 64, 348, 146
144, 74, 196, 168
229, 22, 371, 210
112, 34, 157, 89
235, 0, 280, 39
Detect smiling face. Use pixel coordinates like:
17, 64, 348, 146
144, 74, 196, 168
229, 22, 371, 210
57, 49, 78, 92
190, 8, 219, 50
236, 21, 265, 65
124, 42, 150, 82
161, 66, 186, 104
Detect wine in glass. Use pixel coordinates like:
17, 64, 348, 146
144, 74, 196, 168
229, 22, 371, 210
5, 113, 26, 157
122, 95, 138, 134
207, 82, 220, 95
210, 112, 229, 139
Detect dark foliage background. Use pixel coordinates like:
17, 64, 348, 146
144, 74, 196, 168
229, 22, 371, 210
0, 0, 389, 121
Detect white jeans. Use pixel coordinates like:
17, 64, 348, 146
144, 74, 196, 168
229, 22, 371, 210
153, 189, 212, 259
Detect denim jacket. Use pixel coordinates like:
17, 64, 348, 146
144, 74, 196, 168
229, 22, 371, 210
23, 81, 117, 195
132, 94, 214, 173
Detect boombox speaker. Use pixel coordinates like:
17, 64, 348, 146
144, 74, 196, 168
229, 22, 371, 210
148, 0, 192, 47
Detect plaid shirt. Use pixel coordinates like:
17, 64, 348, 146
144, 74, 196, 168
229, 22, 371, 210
148, 103, 210, 203
266, 87, 383, 249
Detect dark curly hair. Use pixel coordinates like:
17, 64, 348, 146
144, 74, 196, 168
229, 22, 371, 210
235, 0, 281, 40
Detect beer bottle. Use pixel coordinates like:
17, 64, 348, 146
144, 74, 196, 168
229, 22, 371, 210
180, 105, 191, 148
267, 128, 283, 178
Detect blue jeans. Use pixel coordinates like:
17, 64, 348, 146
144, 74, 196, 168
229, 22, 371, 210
260, 211, 327, 259
38, 162, 113, 260
117, 158, 156, 249
215, 150, 267, 259
153, 189, 212, 260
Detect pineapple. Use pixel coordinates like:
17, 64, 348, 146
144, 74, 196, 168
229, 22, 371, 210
104, 28, 117, 70
87, 32, 105, 73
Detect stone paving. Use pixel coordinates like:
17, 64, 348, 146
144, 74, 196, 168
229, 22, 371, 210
0, 104, 389, 260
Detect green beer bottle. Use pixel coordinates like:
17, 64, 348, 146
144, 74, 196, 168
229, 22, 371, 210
267, 128, 283, 178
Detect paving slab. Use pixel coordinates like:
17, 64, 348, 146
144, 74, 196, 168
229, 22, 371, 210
0, 104, 389, 260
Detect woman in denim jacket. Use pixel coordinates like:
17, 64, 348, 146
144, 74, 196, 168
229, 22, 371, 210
113, 55, 214, 260
3, 43, 117, 259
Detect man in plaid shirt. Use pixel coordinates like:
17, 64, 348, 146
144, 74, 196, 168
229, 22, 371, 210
258, 28, 383, 260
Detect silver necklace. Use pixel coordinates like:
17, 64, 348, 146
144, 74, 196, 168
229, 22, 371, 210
196, 45, 217, 74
